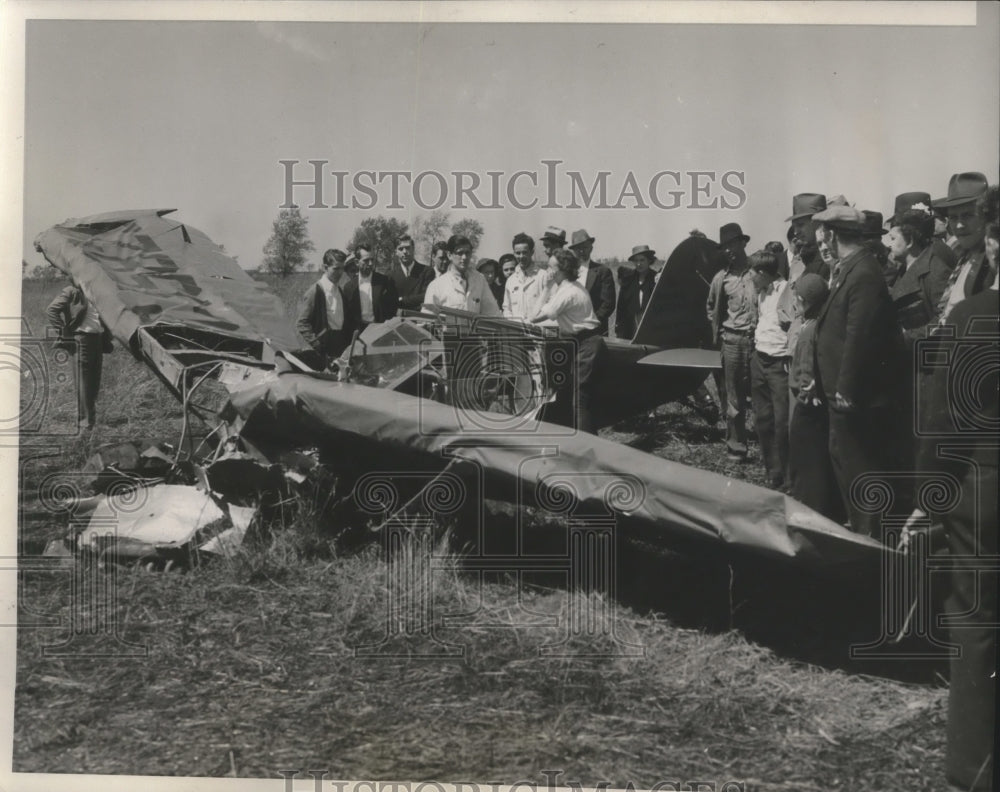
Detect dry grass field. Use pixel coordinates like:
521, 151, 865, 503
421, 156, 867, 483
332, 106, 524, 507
13, 276, 950, 789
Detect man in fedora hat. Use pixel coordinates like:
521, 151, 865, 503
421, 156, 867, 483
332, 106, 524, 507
812, 205, 904, 539
539, 226, 567, 259
568, 229, 616, 336
706, 222, 756, 459
933, 172, 993, 324
786, 193, 830, 283
777, 193, 833, 361
615, 245, 658, 340
860, 210, 897, 288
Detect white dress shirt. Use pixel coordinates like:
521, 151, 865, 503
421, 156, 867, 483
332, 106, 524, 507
423, 268, 502, 316
537, 279, 599, 335
503, 264, 553, 320
317, 274, 344, 330
358, 274, 375, 322
754, 278, 789, 356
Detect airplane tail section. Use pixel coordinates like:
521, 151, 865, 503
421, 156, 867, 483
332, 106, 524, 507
631, 236, 725, 350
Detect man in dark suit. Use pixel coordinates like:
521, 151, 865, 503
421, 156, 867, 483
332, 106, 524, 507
347, 244, 398, 332
296, 248, 361, 366
615, 245, 657, 340
568, 229, 616, 336
811, 205, 905, 538
932, 172, 994, 325
46, 279, 114, 430
908, 259, 997, 790
389, 233, 434, 311
777, 193, 831, 333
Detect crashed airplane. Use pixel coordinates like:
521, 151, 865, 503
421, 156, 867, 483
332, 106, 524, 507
33, 209, 886, 569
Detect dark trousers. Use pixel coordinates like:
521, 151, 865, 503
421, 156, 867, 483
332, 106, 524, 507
751, 351, 790, 485
720, 332, 752, 454
944, 466, 997, 791
827, 406, 897, 539
540, 332, 605, 433
75, 331, 103, 428
788, 401, 845, 523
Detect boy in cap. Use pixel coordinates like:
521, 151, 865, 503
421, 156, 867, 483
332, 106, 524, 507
787, 274, 843, 521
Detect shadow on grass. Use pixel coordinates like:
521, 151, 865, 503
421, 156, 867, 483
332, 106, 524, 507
451, 505, 947, 686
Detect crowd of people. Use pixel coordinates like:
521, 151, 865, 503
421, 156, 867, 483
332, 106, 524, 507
295, 175, 997, 532
291, 172, 998, 790
42, 170, 998, 790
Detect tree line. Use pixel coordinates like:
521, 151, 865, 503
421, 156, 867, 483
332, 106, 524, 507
259, 207, 485, 277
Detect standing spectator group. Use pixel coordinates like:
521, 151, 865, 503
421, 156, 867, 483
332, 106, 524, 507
702, 174, 997, 792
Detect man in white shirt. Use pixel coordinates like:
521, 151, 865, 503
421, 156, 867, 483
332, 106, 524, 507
531, 249, 603, 432
503, 232, 553, 321
748, 250, 791, 490
423, 235, 502, 316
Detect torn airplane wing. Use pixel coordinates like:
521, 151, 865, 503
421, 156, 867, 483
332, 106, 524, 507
34, 209, 307, 414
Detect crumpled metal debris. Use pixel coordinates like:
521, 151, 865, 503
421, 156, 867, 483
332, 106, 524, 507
76, 484, 256, 564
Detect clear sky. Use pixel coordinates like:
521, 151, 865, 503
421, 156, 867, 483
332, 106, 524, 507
13, 2, 1000, 272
